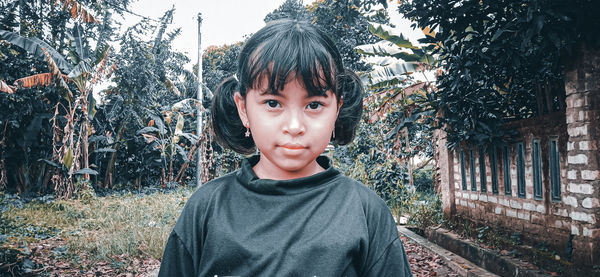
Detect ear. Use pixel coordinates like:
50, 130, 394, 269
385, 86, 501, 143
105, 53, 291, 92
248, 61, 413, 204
233, 92, 249, 127
336, 96, 344, 117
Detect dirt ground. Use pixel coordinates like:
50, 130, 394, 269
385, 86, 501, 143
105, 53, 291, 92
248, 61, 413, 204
2, 235, 456, 277
399, 234, 459, 277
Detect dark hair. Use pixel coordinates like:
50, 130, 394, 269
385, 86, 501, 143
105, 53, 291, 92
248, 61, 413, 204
211, 19, 363, 155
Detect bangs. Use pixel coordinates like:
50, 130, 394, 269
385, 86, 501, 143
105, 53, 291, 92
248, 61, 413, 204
239, 21, 341, 97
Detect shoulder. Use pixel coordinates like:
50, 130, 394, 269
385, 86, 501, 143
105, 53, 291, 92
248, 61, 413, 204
334, 175, 398, 236
170, 171, 239, 254
334, 175, 391, 213
185, 172, 237, 208
173, 171, 237, 231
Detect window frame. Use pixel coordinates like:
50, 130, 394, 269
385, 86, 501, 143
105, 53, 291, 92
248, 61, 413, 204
503, 145, 512, 196
532, 139, 543, 200
489, 145, 499, 194
470, 148, 477, 192
516, 142, 526, 198
460, 150, 467, 190
549, 137, 561, 201
479, 146, 487, 193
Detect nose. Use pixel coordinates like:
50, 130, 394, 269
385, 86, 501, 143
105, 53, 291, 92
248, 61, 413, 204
283, 110, 305, 136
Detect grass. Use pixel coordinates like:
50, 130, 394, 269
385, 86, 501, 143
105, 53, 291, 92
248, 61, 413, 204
1, 186, 193, 262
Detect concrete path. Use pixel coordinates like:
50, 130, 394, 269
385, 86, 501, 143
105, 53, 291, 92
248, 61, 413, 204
398, 226, 499, 277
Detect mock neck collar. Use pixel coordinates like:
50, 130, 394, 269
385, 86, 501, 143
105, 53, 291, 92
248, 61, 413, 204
235, 155, 340, 195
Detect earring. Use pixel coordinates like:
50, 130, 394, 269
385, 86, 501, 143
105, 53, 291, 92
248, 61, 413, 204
332, 128, 335, 140
245, 127, 251, 137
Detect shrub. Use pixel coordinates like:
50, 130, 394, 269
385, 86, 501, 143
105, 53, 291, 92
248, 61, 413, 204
407, 192, 443, 231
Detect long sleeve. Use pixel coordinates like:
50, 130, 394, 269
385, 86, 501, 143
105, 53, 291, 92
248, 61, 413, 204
158, 231, 195, 277
363, 237, 413, 277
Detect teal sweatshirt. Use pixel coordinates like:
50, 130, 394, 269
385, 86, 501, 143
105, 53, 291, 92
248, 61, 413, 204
158, 156, 412, 276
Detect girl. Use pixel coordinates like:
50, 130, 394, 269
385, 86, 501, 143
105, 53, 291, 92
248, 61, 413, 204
159, 19, 413, 276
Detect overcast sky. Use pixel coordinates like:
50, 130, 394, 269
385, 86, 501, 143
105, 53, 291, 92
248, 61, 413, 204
119, 0, 423, 67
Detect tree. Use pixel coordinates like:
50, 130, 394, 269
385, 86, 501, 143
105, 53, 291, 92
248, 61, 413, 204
308, 0, 389, 71
96, 9, 205, 189
356, 22, 438, 187
399, 0, 600, 148
0, 0, 128, 197
201, 42, 242, 93
265, 0, 390, 72
264, 0, 311, 22
1, 22, 116, 198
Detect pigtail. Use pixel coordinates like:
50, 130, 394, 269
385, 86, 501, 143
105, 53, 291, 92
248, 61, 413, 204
333, 68, 364, 145
211, 76, 256, 154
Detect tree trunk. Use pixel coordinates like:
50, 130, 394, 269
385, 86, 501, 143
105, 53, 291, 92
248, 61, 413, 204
0, 159, 6, 191
535, 81, 545, 115
41, 164, 51, 193
0, 122, 7, 190
175, 136, 202, 184
405, 129, 414, 187
161, 168, 166, 189
80, 92, 90, 180
104, 123, 125, 189
168, 148, 174, 182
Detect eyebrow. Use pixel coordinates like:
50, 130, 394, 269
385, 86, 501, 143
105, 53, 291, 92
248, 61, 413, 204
257, 89, 280, 96
256, 89, 331, 99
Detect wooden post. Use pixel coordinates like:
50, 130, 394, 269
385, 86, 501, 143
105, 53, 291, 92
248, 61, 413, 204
196, 13, 204, 186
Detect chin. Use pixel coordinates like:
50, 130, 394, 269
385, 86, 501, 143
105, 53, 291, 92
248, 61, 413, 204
276, 159, 311, 171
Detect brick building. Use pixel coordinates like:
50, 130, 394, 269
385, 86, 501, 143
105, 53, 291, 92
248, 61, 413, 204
435, 45, 600, 265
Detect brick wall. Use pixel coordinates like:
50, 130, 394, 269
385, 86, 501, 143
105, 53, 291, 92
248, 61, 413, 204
438, 45, 600, 265
563, 44, 600, 265
450, 112, 572, 258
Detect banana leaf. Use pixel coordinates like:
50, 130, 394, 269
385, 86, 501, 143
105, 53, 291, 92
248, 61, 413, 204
0, 30, 72, 74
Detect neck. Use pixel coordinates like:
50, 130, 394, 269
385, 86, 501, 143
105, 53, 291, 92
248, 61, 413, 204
252, 155, 325, 180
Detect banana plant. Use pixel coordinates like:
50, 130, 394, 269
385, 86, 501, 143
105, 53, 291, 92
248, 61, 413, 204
136, 103, 200, 188
356, 22, 439, 187
54, 0, 100, 24
356, 23, 437, 89
0, 23, 115, 199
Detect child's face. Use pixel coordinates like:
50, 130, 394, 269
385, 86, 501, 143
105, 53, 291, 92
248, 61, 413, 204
234, 76, 341, 180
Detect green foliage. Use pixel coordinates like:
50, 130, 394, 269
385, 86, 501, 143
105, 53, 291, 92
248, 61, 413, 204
0, 30, 72, 73
413, 168, 434, 193
3, 23, 118, 199
351, 153, 409, 208
0, 2, 215, 195
0, 0, 130, 195
355, 20, 438, 173
93, 10, 203, 189
202, 42, 242, 94
407, 192, 443, 230
399, 0, 600, 148
337, 103, 410, 216
0, 0, 399, 196
356, 22, 436, 87
309, 0, 389, 71
264, 0, 311, 22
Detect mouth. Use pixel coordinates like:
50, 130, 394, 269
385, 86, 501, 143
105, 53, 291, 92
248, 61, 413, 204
279, 143, 306, 150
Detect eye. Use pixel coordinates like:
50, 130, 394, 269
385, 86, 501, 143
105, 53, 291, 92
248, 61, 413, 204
307, 102, 323, 110
265, 100, 280, 108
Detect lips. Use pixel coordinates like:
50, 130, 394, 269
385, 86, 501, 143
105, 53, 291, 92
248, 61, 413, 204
279, 143, 306, 150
